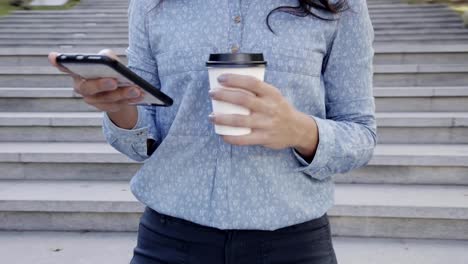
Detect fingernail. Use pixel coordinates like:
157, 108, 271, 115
104, 79, 116, 89
208, 113, 215, 120
128, 88, 140, 98
217, 75, 227, 83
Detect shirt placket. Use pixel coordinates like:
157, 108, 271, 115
227, 0, 243, 53
215, 0, 244, 227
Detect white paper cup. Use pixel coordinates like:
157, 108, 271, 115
207, 53, 266, 136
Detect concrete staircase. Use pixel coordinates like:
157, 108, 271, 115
0, 0, 467, 263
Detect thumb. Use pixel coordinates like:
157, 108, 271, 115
98, 49, 121, 62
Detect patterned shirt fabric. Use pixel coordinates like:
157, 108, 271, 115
102, 0, 377, 230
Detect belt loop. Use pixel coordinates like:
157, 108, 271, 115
159, 214, 167, 224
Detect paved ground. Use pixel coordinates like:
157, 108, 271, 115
1, 231, 467, 264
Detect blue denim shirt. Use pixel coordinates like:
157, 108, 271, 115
102, 0, 377, 230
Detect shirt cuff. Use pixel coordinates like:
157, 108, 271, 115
103, 105, 146, 132
102, 105, 150, 160
292, 115, 336, 181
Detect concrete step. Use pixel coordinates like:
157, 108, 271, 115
0, 33, 128, 40
334, 237, 468, 264
0, 39, 128, 47
0, 23, 128, 29
0, 47, 127, 67
0, 16, 461, 26
3, 29, 468, 40
3, 64, 468, 87
371, 16, 462, 24
0, 231, 136, 264
374, 22, 465, 30
0, 112, 104, 142
375, 28, 468, 36
374, 44, 468, 65
0, 18, 128, 24
1, 85, 467, 112
2, 44, 468, 66
0, 142, 141, 181
373, 64, 468, 87
1, 111, 467, 144
0, 28, 128, 34
5, 39, 468, 48
0, 54, 127, 67
0, 142, 133, 164
0, 87, 95, 112
339, 143, 468, 186
0, 180, 467, 240
5, 14, 129, 19
370, 11, 462, 19
2, 10, 456, 20
0, 232, 467, 264
0, 142, 467, 185
376, 112, 468, 144
375, 86, 468, 112
2, 22, 461, 30
330, 183, 468, 239
7, 32, 468, 44
369, 7, 454, 15
3, 26, 467, 36
376, 35, 468, 43
367, 3, 451, 10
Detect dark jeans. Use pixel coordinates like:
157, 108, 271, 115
130, 206, 338, 264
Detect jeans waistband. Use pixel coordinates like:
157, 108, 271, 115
140, 206, 329, 243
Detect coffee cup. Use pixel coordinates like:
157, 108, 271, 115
206, 53, 267, 136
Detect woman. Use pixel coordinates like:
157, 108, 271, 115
49, 0, 376, 263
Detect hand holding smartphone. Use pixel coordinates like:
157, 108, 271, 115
48, 49, 172, 129
51, 50, 173, 107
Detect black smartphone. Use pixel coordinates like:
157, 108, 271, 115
55, 53, 173, 107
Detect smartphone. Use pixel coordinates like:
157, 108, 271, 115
55, 53, 173, 107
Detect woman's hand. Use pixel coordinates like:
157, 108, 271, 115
48, 49, 146, 129
47, 49, 145, 113
208, 74, 319, 158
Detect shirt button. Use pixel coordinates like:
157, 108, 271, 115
234, 15, 241, 24
231, 44, 239, 53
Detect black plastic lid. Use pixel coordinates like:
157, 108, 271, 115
206, 53, 267, 67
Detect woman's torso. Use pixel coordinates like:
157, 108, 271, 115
128, 0, 341, 230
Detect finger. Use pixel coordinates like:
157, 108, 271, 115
124, 94, 146, 104
217, 73, 279, 98
84, 86, 142, 104
75, 78, 119, 96
209, 88, 270, 114
92, 102, 122, 113
222, 129, 269, 146
210, 113, 271, 129
90, 94, 145, 112
48, 52, 84, 79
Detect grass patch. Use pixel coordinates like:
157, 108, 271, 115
0, 0, 20, 16
450, 4, 468, 14
0, 0, 80, 16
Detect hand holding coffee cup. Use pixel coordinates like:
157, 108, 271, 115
206, 53, 266, 136
207, 53, 315, 151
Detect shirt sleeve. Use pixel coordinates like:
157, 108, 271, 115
101, 0, 161, 162
292, 0, 377, 181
